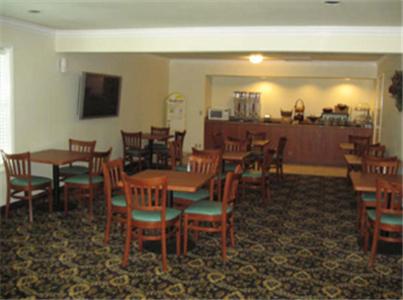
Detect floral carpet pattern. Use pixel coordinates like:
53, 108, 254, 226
1, 175, 402, 299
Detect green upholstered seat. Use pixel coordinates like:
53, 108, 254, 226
11, 176, 51, 187
367, 210, 403, 226
361, 192, 376, 202
175, 165, 188, 172
242, 170, 263, 178
131, 207, 181, 222
112, 194, 126, 207
224, 163, 237, 172
60, 166, 89, 175
127, 148, 148, 156
184, 200, 232, 216
174, 189, 210, 202
64, 175, 103, 185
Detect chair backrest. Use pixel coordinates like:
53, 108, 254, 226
174, 130, 186, 161
90, 148, 112, 176
374, 178, 403, 222
192, 148, 222, 175
187, 154, 217, 175
121, 130, 142, 150
151, 126, 170, 145
122, 173, 168, 222
277, 137, 287, 160
102, 158, 125, 207
169, 140, 182, 170
1, 150, 32, 184
221, 165, 243, 215
212, 132, 224, 149
246, 130, 266, 142
224, 138, 248, 152
362, 156, 400, 175
348, 135, 371, 155
69, 138, 96, 153
363, 144, 385, 158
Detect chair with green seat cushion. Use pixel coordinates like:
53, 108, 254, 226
224, 163, 237, 172
60, 138, 96, 178
122, 174, 181, 272
121, 130, 149, 173
64, 148, 112, 221
175, 165, 188, 172
174, 189, 210, 202
363, 178, 403, 267
1, 150, 53, 223
183, 167, 242, 261
358, 156, 400, 236
102, 159, 127, 244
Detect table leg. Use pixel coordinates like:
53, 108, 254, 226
52, 165, 61, 206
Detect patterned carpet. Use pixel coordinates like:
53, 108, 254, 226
1, 175, 402, 299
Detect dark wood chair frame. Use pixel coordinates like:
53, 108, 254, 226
245, 130, 267, 151
60, 138, 96, 178
122, 174, 181, 272
363, 179, 403, 267
1, 150, 53, 223
269, 136, 287, 181
64, 148, 112, 220
183, 165, 242, 260
102, 158, 126, 244
121, 130, 148, 172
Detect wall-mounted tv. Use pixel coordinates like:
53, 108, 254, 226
78, 72, 121, 119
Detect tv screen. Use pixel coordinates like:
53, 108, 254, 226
78, 72, 121, 119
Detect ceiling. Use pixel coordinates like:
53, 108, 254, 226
1, 0, 401, 30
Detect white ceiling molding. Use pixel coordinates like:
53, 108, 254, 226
55, 26, 402, 54
0, 16, 54, 36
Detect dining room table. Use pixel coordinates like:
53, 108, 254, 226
339, 142, 354, 152
350, 171, 402, 193
222, 150, 251, 171
142, 132, 173, 168
344, 153, 362, 178
30, 149, 91, 207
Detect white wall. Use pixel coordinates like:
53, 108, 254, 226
211, 76, 375, 118
0, 24, 169, 206
169, 59, 377, 151
377, 55, 403, 160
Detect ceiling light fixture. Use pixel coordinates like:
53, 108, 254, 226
324, 0, 340, 5
249, 54, 263, 64
28, 9, 41, 14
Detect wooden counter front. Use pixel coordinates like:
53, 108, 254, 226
204, 120, 372, 166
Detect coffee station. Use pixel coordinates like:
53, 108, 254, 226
205, 91, 373, 166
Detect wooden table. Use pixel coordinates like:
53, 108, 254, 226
340, 142, 354, 152
350, 171, 402, 193
344, 154, 362, 166
251, 139, 270, 151
31, 149, 90, 205
142, 133, 173, 167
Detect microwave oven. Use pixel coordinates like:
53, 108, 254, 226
208, 108, 230, 120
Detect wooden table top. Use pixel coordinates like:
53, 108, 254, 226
31, 149, 90, 166
350, 171, 403, 193
344, 154, 362, 166
340, 142, 354, 151
223, 151, 251, 161
131, 169, 213, 193
142, 133, 173, 141
251, 139, 270, 148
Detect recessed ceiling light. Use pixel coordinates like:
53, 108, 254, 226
28, 9, 41, 14
249, 54, 263, 64
324, 0, 340, 4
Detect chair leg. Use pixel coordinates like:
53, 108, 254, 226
64, 184, 69, 215
48, 185, 53, 213
122, 223, 132, 267
5, 189, 11, 219
161, 228, 167, 272
28, 192, 33, 223
104, 209, 112, 244
221, 223, 227, 261
369, 223, 380, 267
176, 220, 181, 256
88, 188, 94, 221
359, 202, 366, 237
230, 214, 235, 248
138, 229, 143, 253
183, 215, 188, 256
363, 218, 369, 254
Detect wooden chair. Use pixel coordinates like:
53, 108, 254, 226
59, 139, 96, 178
363, 144, 386, 158
121, 130, 148, 172
1, 150, 53, 223
363, 179, 403, 267
64, 148, 112, 220
212, 132, 224, 149
158, 130, 186, 168
348, 135, 371, 155
121, 174, 181, 272
192, 148, 223, 201
102, 158, 126, 244
358, 156, 400, 235
183, 165, 242, 260
246, 130, 267, 150
173, 154, 218, 209
223, 138, 248, 172
241, 145, 272, 206
269, 137, 287, 181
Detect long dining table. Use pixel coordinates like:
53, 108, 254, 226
31, 149, 90, 207
350, 171, 402, 193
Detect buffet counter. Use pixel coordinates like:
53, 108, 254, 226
204, 119, 372, 166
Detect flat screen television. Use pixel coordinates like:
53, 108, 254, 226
78, 72, 121, 119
